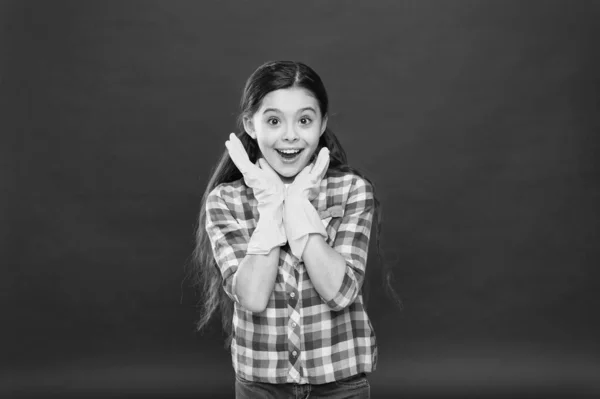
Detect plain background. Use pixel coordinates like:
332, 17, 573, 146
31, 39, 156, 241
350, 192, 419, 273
2, 1, 599, 398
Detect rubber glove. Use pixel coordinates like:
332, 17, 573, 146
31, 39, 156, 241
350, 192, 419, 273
225, 133, 287, 254
283, 147, 331, 258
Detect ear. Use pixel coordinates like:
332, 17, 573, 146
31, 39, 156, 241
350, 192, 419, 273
243, 115, 256, 139
320, 115, 328, 136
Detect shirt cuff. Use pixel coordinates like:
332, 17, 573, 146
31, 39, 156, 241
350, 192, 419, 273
230, 269, 241, 305
324, 265, 359, 311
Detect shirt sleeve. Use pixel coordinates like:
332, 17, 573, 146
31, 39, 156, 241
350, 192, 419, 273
324, 176, 375, 311
205, 186, 250, 305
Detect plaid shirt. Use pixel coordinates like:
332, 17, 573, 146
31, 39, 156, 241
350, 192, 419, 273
205, 171, 377, 384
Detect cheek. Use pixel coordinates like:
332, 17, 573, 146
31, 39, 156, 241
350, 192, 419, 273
255, 130, 276, 148
254, 135, 272, 153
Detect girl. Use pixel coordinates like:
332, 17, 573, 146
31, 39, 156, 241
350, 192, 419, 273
192, 61, 399, 398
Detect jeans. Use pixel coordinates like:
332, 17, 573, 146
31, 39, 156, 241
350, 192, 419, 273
234, 373, 370, 399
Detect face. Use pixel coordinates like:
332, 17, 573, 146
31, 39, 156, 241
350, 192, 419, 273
244, 87, 327, 183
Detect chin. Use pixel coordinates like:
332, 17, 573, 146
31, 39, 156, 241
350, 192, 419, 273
275, 168, 299, 181
278, 171, 297, 180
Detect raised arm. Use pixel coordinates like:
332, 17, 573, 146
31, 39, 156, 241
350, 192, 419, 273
303, 177, 374, 311
282, 147, 374, 310
204, 133, 288, 313
205, 189, 281, 313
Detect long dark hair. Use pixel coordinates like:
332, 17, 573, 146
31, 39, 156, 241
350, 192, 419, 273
189, 61, 401, 346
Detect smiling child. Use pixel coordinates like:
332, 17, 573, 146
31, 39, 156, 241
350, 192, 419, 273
191, 61, 399, 398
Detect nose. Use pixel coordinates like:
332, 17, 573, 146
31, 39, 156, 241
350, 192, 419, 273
282, 123, 299, 142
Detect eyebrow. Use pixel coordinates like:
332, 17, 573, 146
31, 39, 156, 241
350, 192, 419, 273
262, 106, 317, 114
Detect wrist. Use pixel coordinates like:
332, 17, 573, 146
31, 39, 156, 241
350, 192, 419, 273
248, 202, 286, 255
257, 200, 284, 228
283, 197, 325, 240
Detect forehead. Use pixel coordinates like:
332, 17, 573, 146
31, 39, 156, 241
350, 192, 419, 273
258, 87, 320, 114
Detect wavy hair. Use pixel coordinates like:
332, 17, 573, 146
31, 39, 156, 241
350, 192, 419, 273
188, 61, 401, 346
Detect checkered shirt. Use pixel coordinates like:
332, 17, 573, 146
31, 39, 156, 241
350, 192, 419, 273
205, 171, 377, 384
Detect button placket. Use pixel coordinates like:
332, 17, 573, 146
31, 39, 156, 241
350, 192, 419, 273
286, 268, 302, 380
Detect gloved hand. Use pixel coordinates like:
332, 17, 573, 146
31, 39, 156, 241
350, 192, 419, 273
225, 133, 286, 254
283, 147, 331, 258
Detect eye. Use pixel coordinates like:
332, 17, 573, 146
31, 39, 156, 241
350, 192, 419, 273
299, 117, 312, 125
267, 117, 280, 126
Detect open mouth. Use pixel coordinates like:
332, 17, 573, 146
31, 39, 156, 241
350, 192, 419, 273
276, 149, 303, 162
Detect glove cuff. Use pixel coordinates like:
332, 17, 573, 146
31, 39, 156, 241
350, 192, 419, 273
247, 201, 286, 255
284, 196, 326, 258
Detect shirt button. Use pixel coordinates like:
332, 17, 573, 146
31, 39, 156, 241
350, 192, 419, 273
290, 292, 296, 298
292, 322, 296, 328
292, 350, 297, 357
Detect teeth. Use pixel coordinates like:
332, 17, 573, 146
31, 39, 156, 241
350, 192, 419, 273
279, 149, 301, 154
